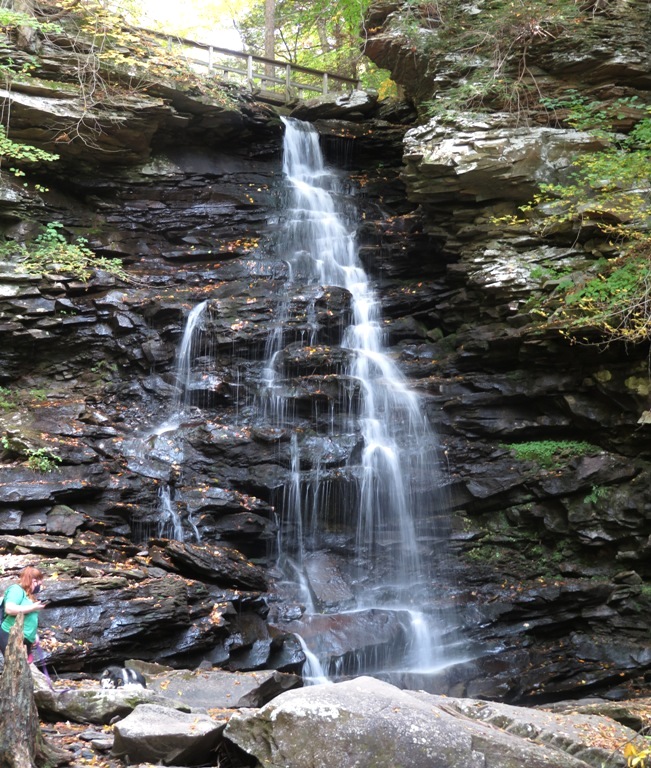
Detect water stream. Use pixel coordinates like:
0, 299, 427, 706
123, 301, 211, 542
124, 117, 461, 682
262, 118, 457, 681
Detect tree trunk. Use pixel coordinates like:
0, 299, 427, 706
264, 0, 275, 80
316, 18, 331, 54
12, 0, 39, 53
0, 615, 70, 768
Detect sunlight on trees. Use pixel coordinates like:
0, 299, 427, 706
236, 0, 387, 83
108, 0, 248, 49
106, 0, 388, 86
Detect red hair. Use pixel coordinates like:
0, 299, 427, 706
18, 566, 44, 596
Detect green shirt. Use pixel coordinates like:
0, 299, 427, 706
1, 584, 39, 643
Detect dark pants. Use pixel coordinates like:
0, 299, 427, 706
0, 627, 32, 657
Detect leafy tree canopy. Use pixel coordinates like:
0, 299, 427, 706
237, 0, 370, 77
108, 0, 390, 88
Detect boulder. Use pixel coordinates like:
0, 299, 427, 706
32, 666, 188, 725
139, 663, 303, 709
112, 703, 224, 765
224, 676, 641, 768
402, 115, 609, 205
32, 661, 301, 725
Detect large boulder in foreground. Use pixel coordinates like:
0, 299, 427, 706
112, 704, 224, 765
224, 676, 640, 768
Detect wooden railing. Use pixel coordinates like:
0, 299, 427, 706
143, 28, 360, 105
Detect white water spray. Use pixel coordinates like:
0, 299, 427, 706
132, 300, 211, 542
173, 300, 209, 415
266, 118, 451, 677
295, 634, 330, 685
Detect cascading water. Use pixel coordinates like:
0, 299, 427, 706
123, 301, 211, 542
262, 118, 459, 682
172, 300, 210, 416
123, 117, 463, 684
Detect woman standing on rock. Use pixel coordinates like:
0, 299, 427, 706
0, 565, 47, 663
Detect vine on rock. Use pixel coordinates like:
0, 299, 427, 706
398, 0, 587, 116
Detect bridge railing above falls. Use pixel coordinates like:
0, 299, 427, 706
142, 27, 361, 105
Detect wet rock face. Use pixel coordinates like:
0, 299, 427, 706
363, 0, 651, 104
2, 20, 651, 704
0, 100, 421, 679
356, 0, 651, 704
0, 83, 290, 671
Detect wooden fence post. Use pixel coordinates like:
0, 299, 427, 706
247, 55, 254, 89
285, 64, 291, 102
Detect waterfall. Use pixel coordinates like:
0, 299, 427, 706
122, 300, 211, 543
295, 634, 329, 685
264, 117, 455, 680
173, 300, 209, 415
154, 300, 211, 540
158, 483, 184, 540
119, 116, 462, 684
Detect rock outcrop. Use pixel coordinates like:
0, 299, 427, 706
1, 0, 651, 710
358, 0, 651, 702
225, 676, 645, 768
31, 671, 651, 767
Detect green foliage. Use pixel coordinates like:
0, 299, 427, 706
26, 446, 62, 472
0, 8, 63, 35
504, 440, 599, 469
540, 91, 644, 133
0, 126, 60, 172
0, 221, 129, 283
238, 0, 387, 84
583, 484, 607, 505
519, 104, 651, 343
3, 0, 238, 149
91, 359, 118, 381
0, 53, 37, 83
405, 0, 584, 115
0, 386, 50, 411
54, 0, 235, 109
528, 263, 573, 282
0, 434, 61, 472
424, 75, 535, 119
551, 249, 651, 344
0, 387, 12, 411
465, 544, 503, 563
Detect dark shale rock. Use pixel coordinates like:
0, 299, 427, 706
1, 2, 651, 711
149, 539, 268, 591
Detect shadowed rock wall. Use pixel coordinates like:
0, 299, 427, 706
1, 8, 651, 703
